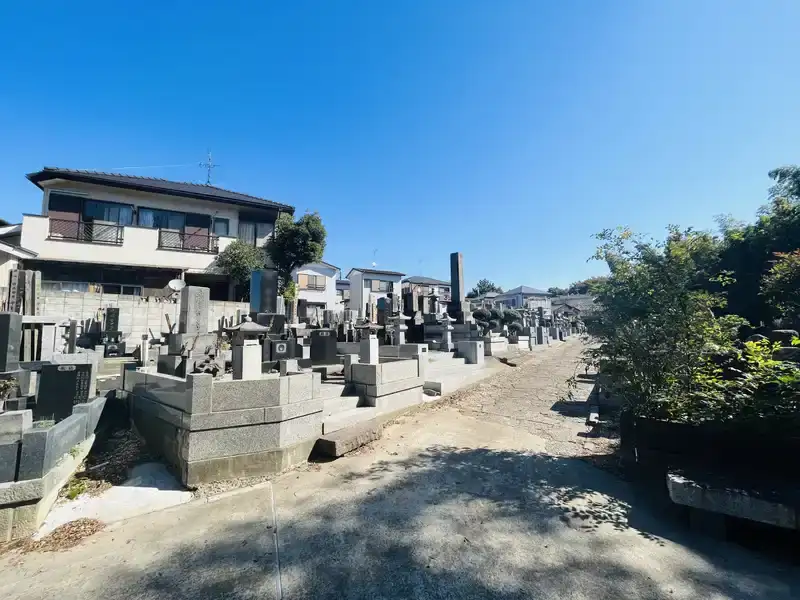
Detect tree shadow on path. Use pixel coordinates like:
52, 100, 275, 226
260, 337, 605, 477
99, 445, 800, 600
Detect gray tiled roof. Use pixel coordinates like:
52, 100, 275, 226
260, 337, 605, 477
498, 285, 550, 296
346, 267, 406, 278
27, 167, 295, 212
403, 276, 451, 286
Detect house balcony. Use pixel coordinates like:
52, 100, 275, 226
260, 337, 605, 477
21, 214, 235, 273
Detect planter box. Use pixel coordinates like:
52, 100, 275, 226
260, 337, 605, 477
622, 413, 800, 478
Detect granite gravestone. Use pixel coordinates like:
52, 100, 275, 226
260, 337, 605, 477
269, 339, 295, 362
0, 312, 22, 373
178, 286, 210, 335
255, 312, 287, 336
104, 307, 120, 332
250, 269, 279, 314
447, 252, 471, 324
35, 363, 92, 422
310, 328, 337, 365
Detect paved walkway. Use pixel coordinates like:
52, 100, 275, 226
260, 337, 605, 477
2, 340, 799, 599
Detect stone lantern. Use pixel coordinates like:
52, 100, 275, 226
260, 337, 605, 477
227, 316, 269, 380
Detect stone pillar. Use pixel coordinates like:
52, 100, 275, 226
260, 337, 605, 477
233, 338, 261, 380
178, 286, 210, 335
359, 334, 379, 365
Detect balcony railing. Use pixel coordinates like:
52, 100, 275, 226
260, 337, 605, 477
47, 219, 124, 246
158, 229, 220, 254
300, 283, 327, 291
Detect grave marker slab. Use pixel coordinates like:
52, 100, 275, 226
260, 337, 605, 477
310, 328, 337, 365
0, 312, 22, 372
35, 363, 92, 422
179, 286, 210, 335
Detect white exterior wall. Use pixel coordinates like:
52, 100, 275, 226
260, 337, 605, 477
293, 263, 337, 309
349, 272, 364, 318
21, 214, 237, 273
39, 290, 248, 345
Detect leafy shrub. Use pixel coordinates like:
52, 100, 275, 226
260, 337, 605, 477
507, 322, 523, 334
472, 308, 492, 336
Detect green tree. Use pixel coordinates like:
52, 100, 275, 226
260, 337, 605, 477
761, 250, 800, 323
567, 276, 609, 295
547, 287, 568, 296
582, 226, 746, 418
216, 239, 265, 299
466, 279, 503, 298
266, 212, 327, 317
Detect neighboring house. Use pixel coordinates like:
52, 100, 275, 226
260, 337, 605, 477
293, 261, 340, 314
0, 223, 37, 309
346, 267, 405, 320
401, 276, 451, 314
468, 291, 499, 309
335, 279, 350, 310
8, 167, 294, 300
551, 294, 597, 318
495, 286, 551, 311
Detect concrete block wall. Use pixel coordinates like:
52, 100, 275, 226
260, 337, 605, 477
124, 370, 324, 485
350, 356, 424, 411
39, 291, 248, 346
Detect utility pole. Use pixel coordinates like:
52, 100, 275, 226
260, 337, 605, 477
199, 150, 218, 185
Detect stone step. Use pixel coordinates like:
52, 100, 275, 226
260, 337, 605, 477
317, 382, 348, 400
424, 365, 494, 395
322, 406, 380, 434
315, 417, 385, 458
323, 394, 362, 417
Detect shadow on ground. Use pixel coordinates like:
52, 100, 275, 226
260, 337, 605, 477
101, 446, 799, 600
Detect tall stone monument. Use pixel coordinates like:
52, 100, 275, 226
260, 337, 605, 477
178, 286, 210, 335
447, 252, 472, 324
249, 269, 279, 314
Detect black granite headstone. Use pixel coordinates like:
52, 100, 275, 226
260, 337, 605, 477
250, 269, 279, 313
35, 363, 92, 422
104, 307, 120, 333
310, 328, 337, 365
255, 313, 287, 337
270, 339, 295, 362
0, 312, 22, 372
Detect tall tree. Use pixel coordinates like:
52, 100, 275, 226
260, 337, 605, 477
266, 212, 327, 318
466, 278, 503, 298
216, 239, 265, 300
547, 287, 568, 296
567, 276, 609, 295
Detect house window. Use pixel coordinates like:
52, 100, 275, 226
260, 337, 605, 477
213, 218, 229, 237
43, 281, 89, 293
48, 192, 83, 215
298, 274, 326, 291
84, 200, 134, 225
238, 221, 272, 246
101, 284, 141, 296
138, 208, 185, 231
509, 298, 516, 307
370, 279, 390, 292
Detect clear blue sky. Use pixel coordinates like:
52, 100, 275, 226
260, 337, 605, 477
2, 1, 799, 290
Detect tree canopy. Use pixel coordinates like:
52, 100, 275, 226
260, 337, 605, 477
216, 239, 265, 286
466, 279, 503, 298
266, 212, 327, 294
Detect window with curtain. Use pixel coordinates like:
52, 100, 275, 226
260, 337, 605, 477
83, 200, 133, 225
213, 218, 229, 237
138, 208, 185, 230
238, 221, 256, 245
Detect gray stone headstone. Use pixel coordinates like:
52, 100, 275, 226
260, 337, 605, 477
449, 252, 465, 303
7, 270, 21, 314
0, 312, 22, 372
35, 363, 92, 423
178, 286, 210, 335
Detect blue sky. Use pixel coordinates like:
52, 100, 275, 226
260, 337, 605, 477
2, 1, 799, 291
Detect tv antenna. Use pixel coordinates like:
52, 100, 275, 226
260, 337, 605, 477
371, 248, 378, 268
199, 150, 218, 185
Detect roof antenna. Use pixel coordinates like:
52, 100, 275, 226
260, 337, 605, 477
371, 248, 378, 268
199, 150, 218, 185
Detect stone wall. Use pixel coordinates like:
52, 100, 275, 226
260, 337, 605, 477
0, 397, 105, 541
39, 291, 248, 346
123, 370, 325, 485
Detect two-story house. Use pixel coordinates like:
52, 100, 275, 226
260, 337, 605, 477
346, 267, 405, 320
335, 279, 350, 310
401, 276, 451, 314
8, 168, 294, 300
293, 261, 340, 317
495, 286, 551, 312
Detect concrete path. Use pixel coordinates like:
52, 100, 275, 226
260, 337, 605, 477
2, 340, 799, 599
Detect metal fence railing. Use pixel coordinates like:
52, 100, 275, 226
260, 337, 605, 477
48, 219, 125, 245
158, 229, 220, 254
